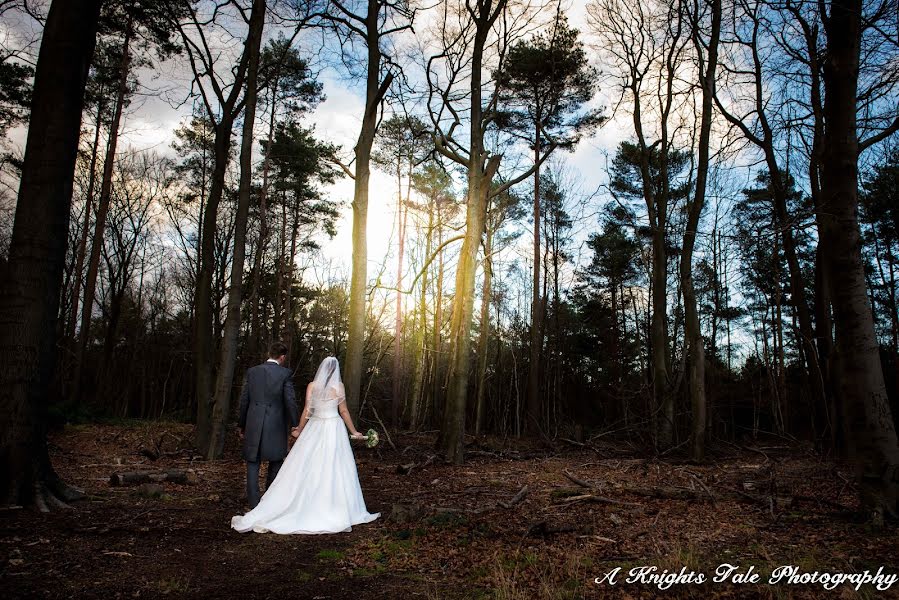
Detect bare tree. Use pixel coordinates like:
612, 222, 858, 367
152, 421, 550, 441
323, 0, 415, 416
207, 0, 268, 460
372, 114, 431, 426
713, 0, 827, 434
73, 1, 184, 406
682, 0, 720, 461
174, 0, 268, 452
588, 0, 692, 448
426, 0, 555, 462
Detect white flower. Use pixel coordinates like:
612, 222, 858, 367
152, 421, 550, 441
365, 428, 379, 448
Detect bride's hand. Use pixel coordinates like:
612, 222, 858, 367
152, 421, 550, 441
350, 432, 365, 440
290, 427, 300, 438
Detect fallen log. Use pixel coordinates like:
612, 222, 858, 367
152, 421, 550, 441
498, 485, 529, 508
557, 493, 642, 508
109, 469, 196, 487
562, 470, 592, 488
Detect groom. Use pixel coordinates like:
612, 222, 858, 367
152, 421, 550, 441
237, 341, 299, 509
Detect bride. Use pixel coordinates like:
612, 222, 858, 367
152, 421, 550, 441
231, 356, 380, 534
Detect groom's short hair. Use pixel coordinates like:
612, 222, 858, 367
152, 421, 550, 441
268, 341, 288, 359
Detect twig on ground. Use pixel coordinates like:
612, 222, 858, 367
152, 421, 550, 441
498, 485, 529, 509
563, 470, 591, 488
684, 470, 716, 504
558, 494, 642, 508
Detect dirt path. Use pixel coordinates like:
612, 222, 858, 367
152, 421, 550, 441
1, 422, 897, 598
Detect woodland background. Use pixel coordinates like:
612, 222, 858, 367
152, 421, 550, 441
0, 0, 898, 530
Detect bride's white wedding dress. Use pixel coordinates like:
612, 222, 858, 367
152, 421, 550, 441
231, 360, 379, 534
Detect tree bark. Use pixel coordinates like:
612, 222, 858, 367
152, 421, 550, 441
284, 198, 301, 347
474, 225, 494, 435
408, 198, 435, 429
432, 199, 445, 420
796, 5, 838, 448
248, 78, 279, 356
527, 124, 543, 435
436, 10, 503, 463
683, 0, 720, 462
272, 198, 287, 340
0, 0, 102, 509
193, 116, 234, 453
205, 0, 267, 460
440, 160, 497, 463
344, 0, 392, 417
392, 156, 406, 427
67, 99, 105, 346
820, 0, 899, 521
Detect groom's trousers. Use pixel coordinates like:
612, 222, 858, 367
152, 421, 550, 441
246, 459, 283, 509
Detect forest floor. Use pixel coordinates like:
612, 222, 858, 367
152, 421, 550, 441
1, 421, 897, 599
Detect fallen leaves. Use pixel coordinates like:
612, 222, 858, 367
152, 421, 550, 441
0, 422, 892, 600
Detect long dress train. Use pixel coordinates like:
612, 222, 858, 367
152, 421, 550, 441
231, 381, 379, 534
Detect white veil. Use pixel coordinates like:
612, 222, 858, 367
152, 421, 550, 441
309, 356, 344, 413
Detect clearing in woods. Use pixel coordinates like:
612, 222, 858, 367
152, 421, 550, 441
1, 422, 896, 598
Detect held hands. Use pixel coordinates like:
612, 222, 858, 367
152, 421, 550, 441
290, 427, 301, 439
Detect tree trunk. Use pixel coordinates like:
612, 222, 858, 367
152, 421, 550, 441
205, 0, 266, 460
344, 1, 392, 417
392, 156, 405, 427
193, 118, 234, 453
683, 0, 720, 462
73, 19, 133, 406
803, 13, 838, 449
820, 0, 899, 521
248, 81, 279, 356
440, 162, 497, 463
432, 200, 445, 420
631, 86, 672, 448
284, 199, 301, 348
651, 207, 671, 446
527, 125, 543, 435
273, 198, 287, 340
408, 202, 435, 429
0, 0, 102, 509
67, 100, 104, 345
765, 155, 826, 435
474, 226, 494, 435
437, 16, 502, 463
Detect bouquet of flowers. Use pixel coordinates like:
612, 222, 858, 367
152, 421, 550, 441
350, 428, 378, 447
365, 428, 379, 448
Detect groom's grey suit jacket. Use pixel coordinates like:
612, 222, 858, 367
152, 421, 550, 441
238, 361, 299, 462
